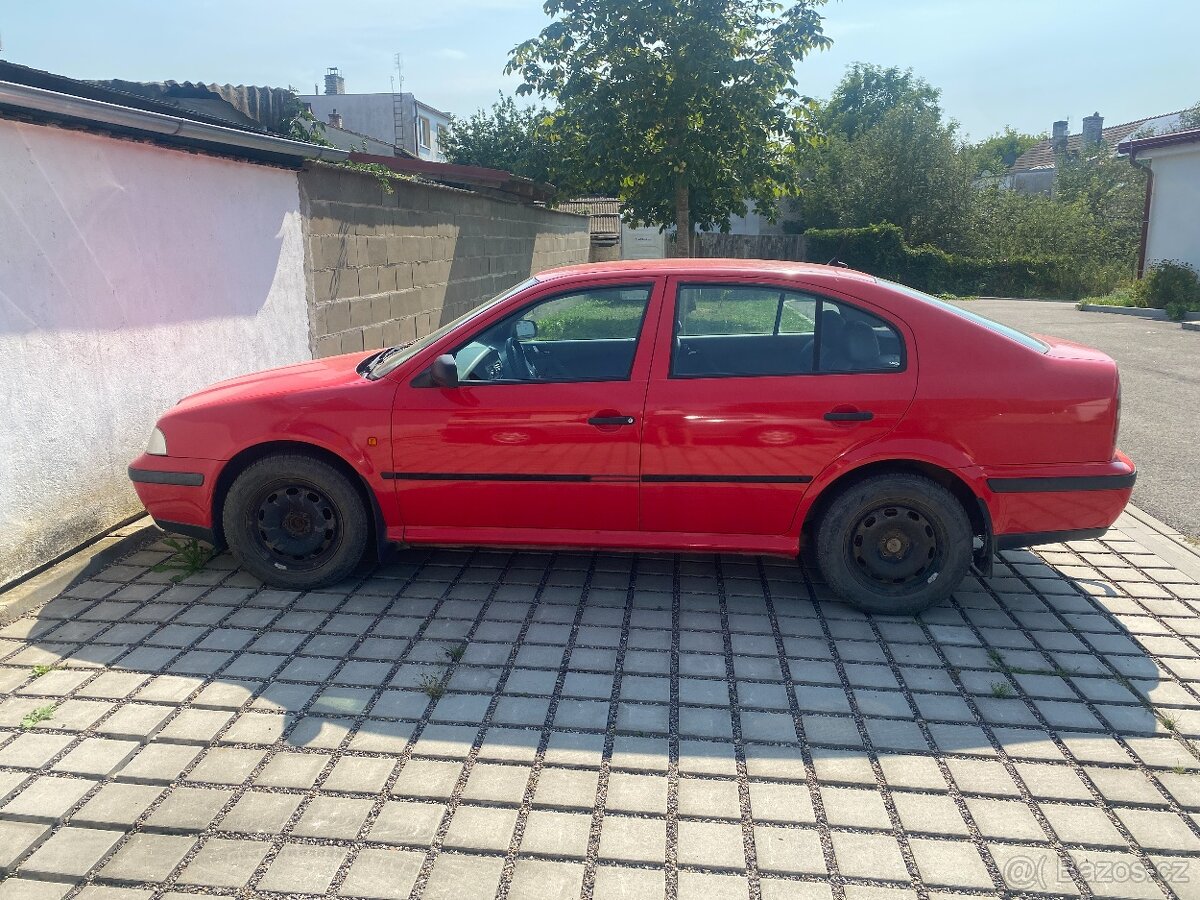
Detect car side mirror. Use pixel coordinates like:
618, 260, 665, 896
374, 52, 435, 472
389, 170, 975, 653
430, 354, 459, 388
515, 319, 537, 341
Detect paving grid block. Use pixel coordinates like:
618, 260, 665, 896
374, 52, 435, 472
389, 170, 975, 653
0, 526, 1196, 897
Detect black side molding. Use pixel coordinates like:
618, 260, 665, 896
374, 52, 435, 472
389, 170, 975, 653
153, 519, 218, 546
995, 527, 1109, 550
382, 472, 814, 485
642, 474, 813, 484
128, 467, 204, 487
987, 473, 1136, 493
383, 472, 591, 482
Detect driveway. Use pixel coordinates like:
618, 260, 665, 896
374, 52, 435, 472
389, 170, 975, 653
2, 519, 1200, 899
952, 299, 1200, 540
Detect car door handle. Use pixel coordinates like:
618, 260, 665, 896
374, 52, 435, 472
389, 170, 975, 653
588, 416, 636, 427
824, 410, 874, 422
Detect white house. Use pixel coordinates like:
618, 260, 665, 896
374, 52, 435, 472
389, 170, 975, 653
1119, 128, 1200, 274
299, 68, 452, 162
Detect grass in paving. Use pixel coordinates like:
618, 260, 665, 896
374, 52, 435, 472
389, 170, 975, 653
418, 674, 446, 700
30, 664, 57, 678
152, 537, 214, 583
21, 704, 55, 730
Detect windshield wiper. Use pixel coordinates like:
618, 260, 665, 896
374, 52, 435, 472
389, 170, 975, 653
364, 340, 417, 378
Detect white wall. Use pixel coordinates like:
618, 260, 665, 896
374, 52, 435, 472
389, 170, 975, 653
1143, 143, 1200, 272
301, 94, 399, 149
0, 121, 312, 585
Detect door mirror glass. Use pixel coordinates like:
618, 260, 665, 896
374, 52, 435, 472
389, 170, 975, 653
515, 319, 538, 341
430, 354, 460, 388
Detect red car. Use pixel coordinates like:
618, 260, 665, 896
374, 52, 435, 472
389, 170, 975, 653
129, 260, 1134, 614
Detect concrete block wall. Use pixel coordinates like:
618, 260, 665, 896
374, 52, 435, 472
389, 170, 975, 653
298, 165, 590, 357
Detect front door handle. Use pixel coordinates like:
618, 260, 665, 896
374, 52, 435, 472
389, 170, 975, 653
588, 415, 635, 427
824, 410, 874, 422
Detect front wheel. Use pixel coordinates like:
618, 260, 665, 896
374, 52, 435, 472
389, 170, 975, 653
222, 454, 368, 590
815, 474, 972, 615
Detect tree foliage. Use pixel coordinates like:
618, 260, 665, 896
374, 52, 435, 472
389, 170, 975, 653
507, 0, 831, 253
792, 65, 973, 249
961, 126, 1042, 177
1179, 100, 1200, 130
821, 63, 940, 140
440, 94, 575, 192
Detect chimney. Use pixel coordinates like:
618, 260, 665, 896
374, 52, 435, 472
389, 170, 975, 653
1082, 111, 1103, 145
1052, 120, 1068, 153
327, 109, 343, 129
324, 67, 345, 95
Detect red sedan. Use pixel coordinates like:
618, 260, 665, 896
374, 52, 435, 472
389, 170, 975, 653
129, 260, 1134, 614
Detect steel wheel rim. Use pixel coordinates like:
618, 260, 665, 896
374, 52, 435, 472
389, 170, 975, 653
252, 481, 341, 570
847, 502, 942, 589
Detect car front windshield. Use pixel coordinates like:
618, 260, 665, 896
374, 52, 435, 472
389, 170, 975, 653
366, 277, 539, 378
880, 279, 1048, 353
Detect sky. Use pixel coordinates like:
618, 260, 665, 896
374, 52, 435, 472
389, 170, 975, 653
2, 0, 1197, 141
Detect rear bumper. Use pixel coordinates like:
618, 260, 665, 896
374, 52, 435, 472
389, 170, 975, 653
128, 454, 223, 537
985, 452, 1135, 544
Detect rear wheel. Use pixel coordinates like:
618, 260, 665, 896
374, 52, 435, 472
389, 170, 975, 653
222, 454, 368, 590
815, 474, 972, 615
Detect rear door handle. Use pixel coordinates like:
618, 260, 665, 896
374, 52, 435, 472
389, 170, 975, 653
824, 410, 874, 422
588, 416, 635, 426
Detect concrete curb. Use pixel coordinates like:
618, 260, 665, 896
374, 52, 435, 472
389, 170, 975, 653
0, 516, 162, 625
1078, 303, 1167, 319
1118, 503, 1200, 583
1078, 303, 1200, 326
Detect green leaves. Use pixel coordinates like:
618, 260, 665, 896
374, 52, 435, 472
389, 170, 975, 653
507, 0, 831, 239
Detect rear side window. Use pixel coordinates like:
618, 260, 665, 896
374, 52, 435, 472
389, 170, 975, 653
671, 284, 903, 378
881, 279, 1048, 353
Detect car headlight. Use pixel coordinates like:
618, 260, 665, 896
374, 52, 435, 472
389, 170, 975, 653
146, 426, 168, 456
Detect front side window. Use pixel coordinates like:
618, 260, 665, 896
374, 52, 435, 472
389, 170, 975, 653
671, 284, 903, 378
418, 116, 431, 148
449, 285, 653, 384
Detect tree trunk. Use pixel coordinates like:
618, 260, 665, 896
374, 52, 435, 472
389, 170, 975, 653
674, 172, 691, 257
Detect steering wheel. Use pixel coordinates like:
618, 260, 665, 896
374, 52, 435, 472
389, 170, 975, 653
503, 335, 538, 380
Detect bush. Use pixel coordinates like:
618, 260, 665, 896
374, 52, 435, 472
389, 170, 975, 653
1134, 260, 1200, 320
803, 223, 1080, 299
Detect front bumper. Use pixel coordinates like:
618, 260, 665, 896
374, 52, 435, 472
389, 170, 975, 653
128, 453, 224, 537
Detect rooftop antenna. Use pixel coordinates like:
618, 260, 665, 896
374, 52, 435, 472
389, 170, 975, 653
393, 52, 404, 93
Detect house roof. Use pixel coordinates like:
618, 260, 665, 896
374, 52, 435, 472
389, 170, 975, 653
554, 197, 622, 239
348, 152, 557, 203
1118, 127, 1200, 157
1011, 111, 1187, 172
0, 60, 346, 167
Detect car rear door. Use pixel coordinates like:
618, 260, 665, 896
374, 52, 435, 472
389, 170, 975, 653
389, 276, 663, 538
640, 275, 918, 538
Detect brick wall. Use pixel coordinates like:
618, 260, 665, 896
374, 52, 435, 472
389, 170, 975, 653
298, 164, 589, 358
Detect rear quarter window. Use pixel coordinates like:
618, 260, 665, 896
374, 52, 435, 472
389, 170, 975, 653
881, 280, 1048, 353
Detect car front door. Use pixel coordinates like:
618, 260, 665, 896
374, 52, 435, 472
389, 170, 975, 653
640, 276, 918, 541
389, 277, 662, 542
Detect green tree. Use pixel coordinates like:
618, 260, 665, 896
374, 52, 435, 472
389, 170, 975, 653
791, 66, 973, 248
820, 63, 940, 140
961, 126, 1042, 177
1180, 100, 1200, 130
440, 94, 566, 190
507, 0, 831, 255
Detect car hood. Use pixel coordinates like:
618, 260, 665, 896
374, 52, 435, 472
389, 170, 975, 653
174, 352, 372, 410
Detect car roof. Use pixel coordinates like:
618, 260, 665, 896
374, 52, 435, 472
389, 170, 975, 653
536, 258, 879, 286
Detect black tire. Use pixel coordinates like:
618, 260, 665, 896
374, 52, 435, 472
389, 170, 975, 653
222, 454, 368, 590
815, 474, 972, 616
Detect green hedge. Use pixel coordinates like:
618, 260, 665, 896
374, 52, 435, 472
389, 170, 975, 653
803, 224, 1080, 299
